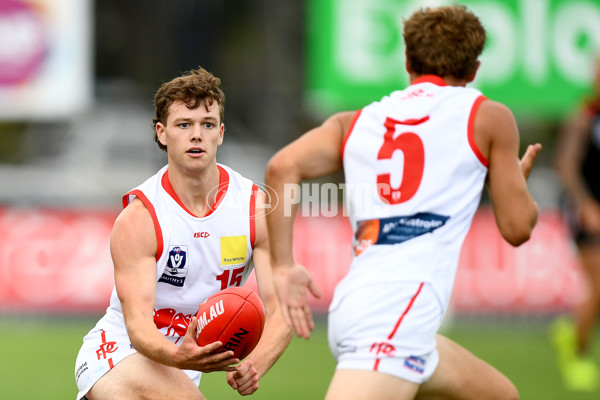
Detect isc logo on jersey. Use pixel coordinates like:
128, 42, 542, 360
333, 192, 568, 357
159, 245, 189, 287
220, 236, 247, 268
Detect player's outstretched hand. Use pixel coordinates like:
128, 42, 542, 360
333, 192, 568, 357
173, 316, 239, 372
227, 359, 259, 395
274, 263, 322, 339
519, 143, 542, 180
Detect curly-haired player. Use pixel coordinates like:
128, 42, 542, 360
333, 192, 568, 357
266, 5, 541, 399
74, 67, 292, 400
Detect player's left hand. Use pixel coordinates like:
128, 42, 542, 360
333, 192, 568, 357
274, 263, 322, 339
226, 359, 259, 395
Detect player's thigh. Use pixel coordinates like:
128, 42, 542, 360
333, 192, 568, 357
416, 335, 518, 400
87, 353, 205, 400
326, 369, 419, 400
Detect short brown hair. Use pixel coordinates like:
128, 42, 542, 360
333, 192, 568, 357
403, 5, 486, 80
152, 67, 226, 151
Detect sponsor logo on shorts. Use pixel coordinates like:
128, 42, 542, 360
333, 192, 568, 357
75, 361, 88, 383
159, 246, 188, 287
404, 355, 426, 374
370, 341, 396, 356
96, 330, 118, 361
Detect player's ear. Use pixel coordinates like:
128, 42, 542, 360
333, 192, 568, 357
405, 53, 414, 74
466, 61, 481, 83
218, 123, 224, 146
156, 122, 168, 147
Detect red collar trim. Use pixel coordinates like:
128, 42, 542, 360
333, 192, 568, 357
161, 165, 230, 217
411, 75, 447, 87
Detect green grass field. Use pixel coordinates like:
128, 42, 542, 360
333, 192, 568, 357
0, 315, 598, 400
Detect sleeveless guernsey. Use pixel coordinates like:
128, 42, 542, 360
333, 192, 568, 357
335, 75, 488, 312
75, 163, 257, 398
112, 163, 257, 339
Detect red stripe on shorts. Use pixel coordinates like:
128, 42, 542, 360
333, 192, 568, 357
372, 282, 425, 371
99, 329, 116, 370
388, 282, 424, 340
374, 358, 381, 371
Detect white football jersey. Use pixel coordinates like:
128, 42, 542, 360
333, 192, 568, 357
100, 163, 257, 341
335, 75, 488, 311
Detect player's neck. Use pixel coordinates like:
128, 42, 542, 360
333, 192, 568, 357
167, 162, 221, 216
409, 73, 468, 87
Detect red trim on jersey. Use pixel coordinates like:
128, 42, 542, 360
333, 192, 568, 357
210, 166, 230, 215
411, 75, 447, 87
250, 183, 258, 248
341, 109, 363, 160
467, 95, 488, 167
122, 189, 164, 261
161, 166, 230, 217
388, 282, 425, 340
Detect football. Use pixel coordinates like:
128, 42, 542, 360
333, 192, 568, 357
195, 286, 265, 360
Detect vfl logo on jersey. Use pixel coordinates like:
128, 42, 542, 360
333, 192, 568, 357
220, 236, 247, 267
355, 212, 449, 255
158, 246, 188, 287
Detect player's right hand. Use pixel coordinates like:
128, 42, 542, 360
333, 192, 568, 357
173, 316, 239, 372
274, 263, 322, 339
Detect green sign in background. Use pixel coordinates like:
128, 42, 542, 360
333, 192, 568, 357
306, 0, 600, 118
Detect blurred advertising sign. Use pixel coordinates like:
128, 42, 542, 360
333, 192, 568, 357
0, 207, 115, 313
0, 0, 93, 120
0, 206, 585, 314
306, 0, 600, 117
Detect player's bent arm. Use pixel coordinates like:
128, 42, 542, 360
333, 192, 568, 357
111, 199, 182, 365
245, 191, 293, 377
112, 199, 237, 372
265, 111, 354, 267
476, 100, 540, 246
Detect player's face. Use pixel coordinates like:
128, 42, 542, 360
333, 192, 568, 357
156, 100, 224, 172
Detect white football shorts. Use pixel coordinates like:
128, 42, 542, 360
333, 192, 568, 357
74, 324, 201, 400
328, 281, 442, 384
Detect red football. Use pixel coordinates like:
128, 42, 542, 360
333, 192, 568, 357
195, 286, 265, 360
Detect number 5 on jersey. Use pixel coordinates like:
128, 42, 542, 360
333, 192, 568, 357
377, 116, 427, 204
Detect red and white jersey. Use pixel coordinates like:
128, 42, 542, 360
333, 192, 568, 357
99, 163, 258, 341
335, 75, 488, 311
